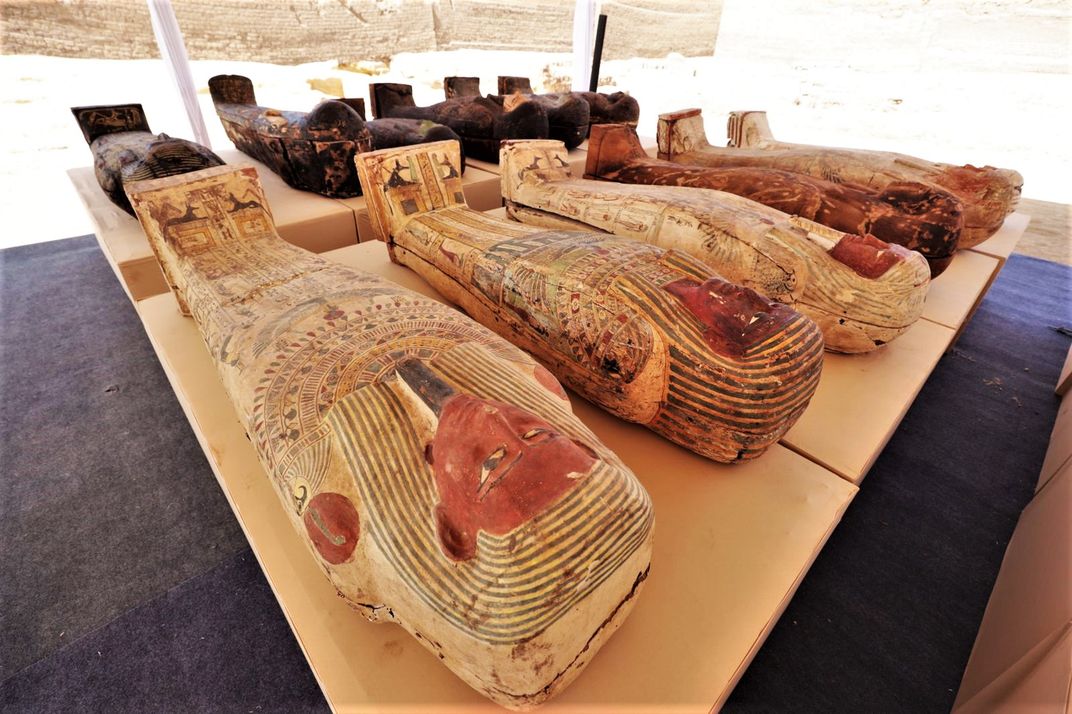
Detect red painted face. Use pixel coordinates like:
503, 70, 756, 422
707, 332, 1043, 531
429, 394, 595, 562
828, 233, 909, 279
665, 277, 798, 359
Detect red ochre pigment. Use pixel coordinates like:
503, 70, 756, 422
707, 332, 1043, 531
533, 363, 569, 401
303, 492, 361, 565
664, 277, 798, 359
430, 394, 594, 562
827, 233, 907, 279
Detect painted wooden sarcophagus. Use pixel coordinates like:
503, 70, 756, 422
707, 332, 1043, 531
497, 76, 640, 131
658, 108, 1021, 248
124, 164, 654, 709
207, 74, 465, 198
369, 82, 550, 163
586, 123, 962, 276
71, 103, 224, 215
499, 138, 931, 354
442, 75, 639, 145
356, 140, 824, 463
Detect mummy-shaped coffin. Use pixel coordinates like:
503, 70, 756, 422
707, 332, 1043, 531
208, 75, 465, 198
369, 82, 549, 163
357, 141, 823, 461
72, 103, 224, 215
499, 138, 931, 354
587, 124, 962, 277
497, 76, 640, 131
443, 76, 637, 145
658, 108, 1021, 248
124, 164, 654, 709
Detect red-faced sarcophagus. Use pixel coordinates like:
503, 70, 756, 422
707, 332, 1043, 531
498, 137, 931, 354
71, 103, 224, 215
356, 140, 824, 462
586, 123, 962, 276
125, 164, 654, 709
658, 108, 1021, 248
207, 75, 466, 198
369, 82, 553, 163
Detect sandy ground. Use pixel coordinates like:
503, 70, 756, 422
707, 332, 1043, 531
2, 46, 1069, 263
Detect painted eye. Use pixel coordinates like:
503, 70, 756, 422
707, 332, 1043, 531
522, 428, 549, 440
482, 445, 507, 473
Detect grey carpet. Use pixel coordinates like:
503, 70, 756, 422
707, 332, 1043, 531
1, 237, 1069, 712
1, 549, 324, 714
0, 237, 247, 681
726, 253, 1072, 712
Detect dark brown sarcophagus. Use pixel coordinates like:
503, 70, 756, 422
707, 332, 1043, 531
71, 103, 224, 215
438, 76, 590, 149
443, 75, 639, 146
443, 75, 481, 99
207, 75, 466, 198
369, 82, 549, 163
586, 124, 962, 276
498, 76, 640, 131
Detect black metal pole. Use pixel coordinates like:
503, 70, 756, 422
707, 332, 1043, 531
589, 13, 607, 92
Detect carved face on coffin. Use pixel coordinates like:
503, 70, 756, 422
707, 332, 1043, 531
396, 359, 594, 562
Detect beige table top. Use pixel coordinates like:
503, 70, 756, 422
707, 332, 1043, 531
967, 212, 1030, 263
135, 240, 856, 712
67, 150, 359, 301
1039, 392, 1072, 493
1057, 345, 1072, 397
922, 250, 1000, 331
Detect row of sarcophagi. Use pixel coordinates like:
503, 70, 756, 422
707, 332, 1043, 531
74, 73, 1021, 277
80, 91, 1020, 709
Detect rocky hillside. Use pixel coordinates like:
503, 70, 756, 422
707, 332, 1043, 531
0, 0, 720, 63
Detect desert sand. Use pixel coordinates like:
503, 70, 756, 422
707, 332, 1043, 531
1, 0, 1068, 262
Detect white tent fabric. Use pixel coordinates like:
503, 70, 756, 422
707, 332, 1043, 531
146, 0, 211, 148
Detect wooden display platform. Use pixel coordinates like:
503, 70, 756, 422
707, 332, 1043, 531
135, 240, 856, 712
334, 164, 504, 242
967, 212, 1030, 265
921, 212, 1029, 346
922, 250, 1000, 331
781, 319, 955, 483
68, 149, 359, 301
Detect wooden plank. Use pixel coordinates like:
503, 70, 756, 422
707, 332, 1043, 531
468, 146, 588, 176
922, 250, 1000, 331
968, 212, 1031, 264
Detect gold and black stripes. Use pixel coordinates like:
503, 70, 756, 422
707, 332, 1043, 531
326, 349, 652, 643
